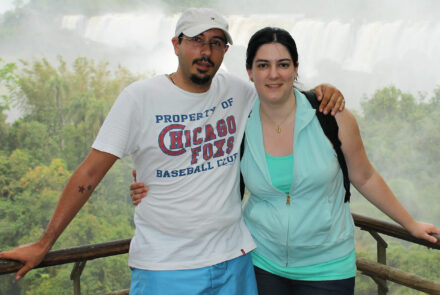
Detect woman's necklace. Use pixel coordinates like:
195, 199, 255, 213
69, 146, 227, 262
260, 103, 295, 134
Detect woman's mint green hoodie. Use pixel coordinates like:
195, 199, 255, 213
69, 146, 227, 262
241, 89, 355, 267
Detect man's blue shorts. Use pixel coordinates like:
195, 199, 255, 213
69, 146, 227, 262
129, 253, 258, 295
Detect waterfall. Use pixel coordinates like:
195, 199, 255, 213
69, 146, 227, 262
61, 12, 440, 108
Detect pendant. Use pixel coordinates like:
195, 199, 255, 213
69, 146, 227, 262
276, 126, 281, 134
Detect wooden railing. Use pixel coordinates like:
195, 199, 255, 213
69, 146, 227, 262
1, 213, 440, 295
352, 213, 440, 295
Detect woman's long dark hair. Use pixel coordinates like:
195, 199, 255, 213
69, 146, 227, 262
246, 27, 299, 70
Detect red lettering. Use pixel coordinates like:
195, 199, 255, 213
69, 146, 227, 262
184, 130, 191, 147
158, 124, 185, 156
226, 116, 236, 134
217, 119, 227, 136
191, 146, 201, 164
213, 139, 225, 157
204, 124, 217, 142
193, 127, 203, 145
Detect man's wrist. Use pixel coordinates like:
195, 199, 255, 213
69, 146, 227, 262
38, 234, 56, 252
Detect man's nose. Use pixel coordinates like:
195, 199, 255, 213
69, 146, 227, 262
200, 42, 212, 56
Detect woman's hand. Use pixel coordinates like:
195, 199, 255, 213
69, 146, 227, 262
130, 170, 148, 206
405, 221, 440, 244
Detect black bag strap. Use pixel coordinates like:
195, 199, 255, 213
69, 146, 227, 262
240, 133, 246, 199
301, 91, 351, 202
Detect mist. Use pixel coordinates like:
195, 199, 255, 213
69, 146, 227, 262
2, 0, 439, 120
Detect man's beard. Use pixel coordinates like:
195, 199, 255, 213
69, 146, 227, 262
190, 57, 214, 85
190, 74, 211, 85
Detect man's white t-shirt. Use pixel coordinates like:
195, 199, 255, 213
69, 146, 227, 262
92, 72, 257, 270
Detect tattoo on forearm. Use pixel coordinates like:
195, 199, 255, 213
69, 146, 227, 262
78, 185, 93, 193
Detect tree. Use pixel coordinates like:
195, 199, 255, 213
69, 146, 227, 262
13, 56, 139, 169
0, 56, 139, 294
0, 149, 33, 199
0, 59, 18, 150
7, 120, 57, 165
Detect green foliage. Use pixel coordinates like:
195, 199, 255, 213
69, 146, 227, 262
352, 85, 440, 294
13, 56, 139, 169
1, 58, 439, 294
0, 156, 133, 294
7, 120, 57, 165
0, 59, 18, 147
0, 58, 18, 107
355, 85, 440, 222
0, 56, 137, 294
0, 149, 33, 198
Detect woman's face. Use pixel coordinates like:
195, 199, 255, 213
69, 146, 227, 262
247, 42, 298, 105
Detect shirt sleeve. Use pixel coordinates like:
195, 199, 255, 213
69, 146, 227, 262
92, 86, 141, 158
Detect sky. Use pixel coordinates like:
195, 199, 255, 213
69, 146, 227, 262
0, 0, 14, 14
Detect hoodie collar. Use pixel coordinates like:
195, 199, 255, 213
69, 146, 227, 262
245, 88, 316, 180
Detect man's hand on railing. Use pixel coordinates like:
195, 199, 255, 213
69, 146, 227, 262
0, 241, 49, 280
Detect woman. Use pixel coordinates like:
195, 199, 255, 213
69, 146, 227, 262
131, 27, 439, 294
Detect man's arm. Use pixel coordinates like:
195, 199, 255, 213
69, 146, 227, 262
0, 149, 118, 280
313, 84, 345, 115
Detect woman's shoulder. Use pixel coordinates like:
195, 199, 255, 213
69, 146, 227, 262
334, 109, 363, 151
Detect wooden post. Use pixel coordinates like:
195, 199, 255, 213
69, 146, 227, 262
368, 230, 389, 295
70, 260, 87, 295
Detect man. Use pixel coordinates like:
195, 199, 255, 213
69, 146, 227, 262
0, 8, 344, 294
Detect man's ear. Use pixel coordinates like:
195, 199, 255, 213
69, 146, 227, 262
171, 37, 180, 56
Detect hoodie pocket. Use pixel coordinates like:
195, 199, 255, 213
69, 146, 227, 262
288, 196, 332, 248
